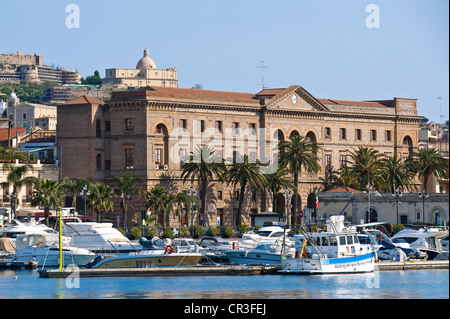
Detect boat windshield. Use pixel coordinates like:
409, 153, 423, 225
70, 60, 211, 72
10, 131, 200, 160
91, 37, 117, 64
255, 231, 271, 237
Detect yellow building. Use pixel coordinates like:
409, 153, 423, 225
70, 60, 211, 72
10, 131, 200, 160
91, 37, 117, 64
102, 49, 178, 88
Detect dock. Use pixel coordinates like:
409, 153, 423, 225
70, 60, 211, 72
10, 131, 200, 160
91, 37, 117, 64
38, 265, 281, 278
0, 260, 38, 270
37, 260, 448, 278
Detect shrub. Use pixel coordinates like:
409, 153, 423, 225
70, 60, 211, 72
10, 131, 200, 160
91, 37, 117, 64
394, 224, 405, 233
146, 226, 159, 238
180, 226, 190, 237
116, 227, 126, 236
209, 226, 221, 236
130, 227, 142, 239
194, 225, 206, 238
162, 227, 174, 238
253, 225, 261, 232
238, 224, 249, 235
223, 226, 235, 238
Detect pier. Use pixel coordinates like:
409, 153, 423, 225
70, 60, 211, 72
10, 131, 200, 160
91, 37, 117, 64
38, 260, 448, 278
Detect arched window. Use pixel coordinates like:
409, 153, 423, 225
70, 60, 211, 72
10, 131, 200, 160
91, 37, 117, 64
402, 136, 413, 153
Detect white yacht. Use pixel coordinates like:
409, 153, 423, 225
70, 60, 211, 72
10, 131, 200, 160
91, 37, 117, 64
238, 226, 290, 249
279, 216, 375, 274
13, 233, 95, 267
0, 219, 57, 238
63, 222, 142, 256
391, 227, 449, 260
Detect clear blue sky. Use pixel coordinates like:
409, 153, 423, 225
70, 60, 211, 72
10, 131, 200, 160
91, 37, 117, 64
1, 0, 448, 123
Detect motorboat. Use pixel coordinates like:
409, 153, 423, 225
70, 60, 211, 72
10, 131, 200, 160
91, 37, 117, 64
0, 219, 57, 238
391, 227, 449, 260
198, 236, 235, 263
0, 238, 15, 260
239, 226, 291, 249
87, 237, 202, 269
13, 233, 95, 267
356, 222, 426, 260
225, 237, 296, 265
63, 221, 142, 256
279, 216, 375, 274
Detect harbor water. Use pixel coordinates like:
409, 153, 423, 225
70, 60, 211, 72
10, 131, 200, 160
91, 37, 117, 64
0, 268, 448, 299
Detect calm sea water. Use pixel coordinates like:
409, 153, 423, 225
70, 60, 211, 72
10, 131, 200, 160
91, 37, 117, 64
0, 268, 447, 299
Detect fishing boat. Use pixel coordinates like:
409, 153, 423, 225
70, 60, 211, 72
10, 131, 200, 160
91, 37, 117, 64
279, 216, 375, 274
88, 237, 202, 269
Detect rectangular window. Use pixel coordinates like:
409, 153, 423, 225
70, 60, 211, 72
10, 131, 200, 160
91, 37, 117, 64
179, 149, 187, 163
180, 119, 187, 130
340, 128, 346, 140
325, 127, 331, 139
125, 118, 134, 132
370, 130, 377, 142
217, 190, 223, 201
340, 155, 347, 167
155, 148, 162, 165
232, 122, 239, 134
105, 160, 111, 170
325, 154, 331, 170
355, 129, 362, 141
385, 130, 392, 142
249, 123, 256, 135
197, 120, 205, 133
125, 149, 134, 169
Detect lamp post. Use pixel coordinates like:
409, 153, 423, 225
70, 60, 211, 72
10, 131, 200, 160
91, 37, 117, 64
283, 188, 292, 227
120, 192, 130, 228
392, 187, 403, 226
187, 186, 197, 235
418, 189, 429, 224
80, 185, 90, 222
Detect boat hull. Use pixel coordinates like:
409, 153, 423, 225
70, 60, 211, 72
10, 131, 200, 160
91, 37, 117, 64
279, 252, 375, 274
225, 250, 281, 265
14, 248, 95, 267
92, 253, 203, 269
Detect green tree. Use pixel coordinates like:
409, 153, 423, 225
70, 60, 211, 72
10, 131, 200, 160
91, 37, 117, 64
60, 176, 91, 208
88, 183, 115, 222
181, 145, 224, 225
31, 179, 65, 226
146, 186, 172, 227
278, 135, 320, 226
326, 166, 360, 190
81, 70, 102, 85
113, 174, 144, 227
347, 146, 384, 191
265, 166, 295, 219
225, 154, 267, 226
412, 148, 449, 191
2, 163, 36, 219
172, 190, 191, 229
381, 155, 417, 193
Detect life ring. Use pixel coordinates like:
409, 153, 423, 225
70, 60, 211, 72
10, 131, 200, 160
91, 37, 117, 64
165, 245, 174, 254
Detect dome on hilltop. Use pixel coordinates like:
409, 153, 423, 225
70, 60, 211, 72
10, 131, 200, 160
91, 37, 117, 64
136, 49, 156, 69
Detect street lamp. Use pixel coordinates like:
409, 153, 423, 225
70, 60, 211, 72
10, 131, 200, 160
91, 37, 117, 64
283, 188, 292, 227
120, 192, 130, 228
187, 186, 197, 236
392, 187, 403, 226
418, 189, 429, 223
80, 185, 90, 222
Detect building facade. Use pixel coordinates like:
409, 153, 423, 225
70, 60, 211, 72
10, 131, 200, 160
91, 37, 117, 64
0, 51, 81, 84
57, 85, 422, 227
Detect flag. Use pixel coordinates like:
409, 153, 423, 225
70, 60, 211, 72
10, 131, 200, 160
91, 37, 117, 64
375, 190, 382, 197
315, 192, 320, 208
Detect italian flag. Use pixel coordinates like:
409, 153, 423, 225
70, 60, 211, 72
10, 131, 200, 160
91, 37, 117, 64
315, 192, 320, 208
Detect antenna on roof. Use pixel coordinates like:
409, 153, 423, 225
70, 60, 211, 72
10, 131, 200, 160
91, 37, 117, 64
257, 61, 268, 90
435, 97, 444, 124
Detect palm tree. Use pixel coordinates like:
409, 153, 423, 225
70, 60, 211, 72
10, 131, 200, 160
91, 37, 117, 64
2, 162, 36, 219
146, 186, 173, 227
31, 179, 65, 226
181, 145, 224, 225
381, 155, 417, 193
173, 190, 191, 229
412, 148, 449, 191
113, 174, 144, 227
265, 166, 295, 220
88, 183, 114, 222
60, 176, 91, 208
326, 166, 360, 190
347, 146, 384, 191
278, 135, 320, 226
225, 154, 267, 226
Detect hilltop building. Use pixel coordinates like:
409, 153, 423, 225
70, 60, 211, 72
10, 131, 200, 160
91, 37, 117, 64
0, 51, 81, 84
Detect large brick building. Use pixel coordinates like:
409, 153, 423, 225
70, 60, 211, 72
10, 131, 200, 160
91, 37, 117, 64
56, 85, 422, 227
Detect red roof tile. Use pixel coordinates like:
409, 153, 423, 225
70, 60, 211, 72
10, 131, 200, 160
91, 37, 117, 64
62, 95, 104, 105
0, 127, 27, 142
